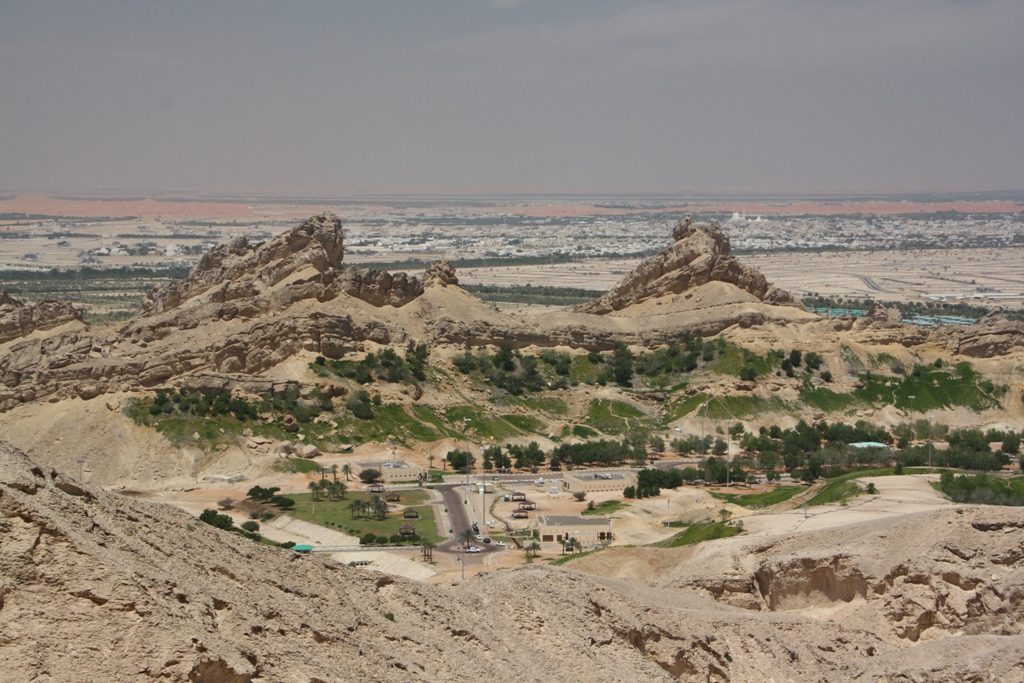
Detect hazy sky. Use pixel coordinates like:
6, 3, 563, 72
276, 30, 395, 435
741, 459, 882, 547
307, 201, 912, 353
1, 1, 1022, 195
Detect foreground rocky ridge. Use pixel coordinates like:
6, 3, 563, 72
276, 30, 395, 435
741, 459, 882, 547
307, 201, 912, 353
6, 441, 1024, 682
0, 439, 945, 683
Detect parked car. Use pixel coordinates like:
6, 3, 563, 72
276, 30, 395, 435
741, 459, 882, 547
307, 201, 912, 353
482, 538, 492, 544
495, 541, 507, 548
467, 546, 481, 553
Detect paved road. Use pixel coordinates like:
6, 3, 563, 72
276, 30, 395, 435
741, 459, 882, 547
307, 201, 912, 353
434, 483, 503, 558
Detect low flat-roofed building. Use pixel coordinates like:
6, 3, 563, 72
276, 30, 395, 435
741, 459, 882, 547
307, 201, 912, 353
356, 460, 424, 483
563, 470, 637, 493
537, 514, 613, 544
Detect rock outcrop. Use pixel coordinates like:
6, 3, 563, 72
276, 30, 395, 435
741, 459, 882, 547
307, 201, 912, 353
851, 303, 1024, 357
576, 216, 799, 314
2, 438, 915, 682
0, 291, 86, 344
137, 211, 345, 318
949, 309, 1024, 358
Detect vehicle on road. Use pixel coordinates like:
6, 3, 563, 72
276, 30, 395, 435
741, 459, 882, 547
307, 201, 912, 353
475, 534, 483, 541
467, 546, 481, 553
495, 541, 507, 548
482, 538, 491, 544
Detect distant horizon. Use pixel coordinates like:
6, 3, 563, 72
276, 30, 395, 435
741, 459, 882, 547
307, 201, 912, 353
3, 188, 1024, 203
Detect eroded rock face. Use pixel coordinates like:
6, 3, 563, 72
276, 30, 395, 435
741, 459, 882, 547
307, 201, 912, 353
137, 212, 345, 318
0, 291, 86, 344
576, 216, 799, 314
851, 304, 1024, 357
950, 309, 1024, 358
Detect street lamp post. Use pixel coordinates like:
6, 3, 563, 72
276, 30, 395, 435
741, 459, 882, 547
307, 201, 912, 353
908, 395, 916, 437
725, 419, 732, 487
928, 413, 934, 468
463, 417, 471, 506
700, 403, 708, 455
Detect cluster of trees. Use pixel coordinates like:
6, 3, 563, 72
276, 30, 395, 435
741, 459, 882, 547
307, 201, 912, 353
316, 343, 428, 386
460, 283, 603, 307
143, 386, 331, 425
198, 509, 265, 542
359, 532, 422, 545
346, 389, 379, 420
452, 344, 562, 394
308, 479, 347, 501
348, 496, 389, 521
937, 471, 1024, 506
245, 485, 295, 510
634, 336, 722, 379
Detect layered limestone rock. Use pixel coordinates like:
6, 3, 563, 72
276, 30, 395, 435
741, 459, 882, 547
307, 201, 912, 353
0, 291, 86, 344
851, 303, 1024, 357
576, 216, 799, 314
948, 309, 1024, 358
136, 211, 345, 318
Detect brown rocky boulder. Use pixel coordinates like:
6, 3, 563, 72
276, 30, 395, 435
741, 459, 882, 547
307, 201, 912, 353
135, 211, 345, 318
575, 216, 799, 314
948, 309, 1024, 358
0, 291, 86, 344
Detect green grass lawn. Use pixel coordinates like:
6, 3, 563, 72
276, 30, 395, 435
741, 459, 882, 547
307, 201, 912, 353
584, 399, 649, 435
651, 522, 741, 548
705, 395, 788, 420
805, 480, 864, 507
504, 414, 547, 434
663, 392, 710, 423
800, 387, 858, 413
710, 485, 806, 509
287, 490, 443, 543
581, 500, 629, 516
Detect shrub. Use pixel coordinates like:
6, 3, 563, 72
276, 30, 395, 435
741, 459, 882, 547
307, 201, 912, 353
360, 532, 376, 545
572, 491, 587, 501
217, 497, 234, 510
623, 485, 636, 499
199, 509, 233, 530
241, 520, 260, 532
375, 535, 390, 545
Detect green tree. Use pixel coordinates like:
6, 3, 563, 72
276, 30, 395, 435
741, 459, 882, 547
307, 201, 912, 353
359, 468, 381, 484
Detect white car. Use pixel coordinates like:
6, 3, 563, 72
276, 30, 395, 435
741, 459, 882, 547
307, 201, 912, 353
495, 541, 507, 548
474, 534, 483, 540
467, 546, 482, 553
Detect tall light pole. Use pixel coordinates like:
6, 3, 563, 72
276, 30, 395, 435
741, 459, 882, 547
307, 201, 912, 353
908, 395, 915, 437
700, 403, 708, 455
928, 413, 934, 468
463, 417, 472, 505
725, 419, 732, 487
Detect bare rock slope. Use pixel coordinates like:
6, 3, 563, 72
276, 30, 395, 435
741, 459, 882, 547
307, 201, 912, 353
576, 216, 799, 314
0, 290, 85, 344
0, 438, 942, 682
568, 501, 1024, 680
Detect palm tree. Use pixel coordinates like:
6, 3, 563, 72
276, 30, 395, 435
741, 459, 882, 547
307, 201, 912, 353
460, 529, 476, 548
341, 464, 352, 481
331, 464, 338, 482
421, 539, 436, 563
335, 481, 347, 500
307, 480, 320, 501
525, 541, 541, 559
427, 454, 435, 471
569, 537, 583, 554
348, 499, 363, 519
